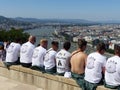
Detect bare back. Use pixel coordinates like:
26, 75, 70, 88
70, 51, 87, 74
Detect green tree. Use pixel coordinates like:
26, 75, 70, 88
0, 28, 30, 43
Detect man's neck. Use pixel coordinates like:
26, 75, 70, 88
78, 48, 84, 52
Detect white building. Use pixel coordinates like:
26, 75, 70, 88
109, 40, 120, 50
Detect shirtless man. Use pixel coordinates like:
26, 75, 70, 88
70, 39, 87, 89
71, 39, 87, 74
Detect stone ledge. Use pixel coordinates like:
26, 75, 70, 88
0, 61, 115, 90
0, 61, 78, 87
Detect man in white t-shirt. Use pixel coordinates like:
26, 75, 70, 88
56, 41, 71, 76
4, 38, 21, 69
31, 39, 48, 72
44, 41, 59, 74
105, 44, 120, 89
84, 42, 107, 90
20, 35, 36, 68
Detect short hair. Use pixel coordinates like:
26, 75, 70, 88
40, 39, 48, 44
15, 38, 21, 43
51, 41, 59, 46
29, 35, 36, 40
78, 39, 87, 49
114, 44, 120, 54
96, 42, 106, 51
63, 41, 71, 50
29, 35, 36, 43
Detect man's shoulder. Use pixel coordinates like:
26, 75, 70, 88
71, 50, 78, 54
15, 43, 21, 47
56, 50, 61, 55
88, 52, 100, 58
50, 50, 57, 55
66, 51, 71, 56
21, 42, 34, 48
108, 56, 120, 61
77, 51, 87, 56
36, 46, 42, 49
61, 49, 71, 55
71, 50, 79, 56
46, 48, 56, 55
21, 42, 28, 46
89, 52, 104, 57
37, 46, 46, 52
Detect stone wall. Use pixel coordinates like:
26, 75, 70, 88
0, 61, 113, 90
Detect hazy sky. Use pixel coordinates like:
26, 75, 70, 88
0, 0, 120, 21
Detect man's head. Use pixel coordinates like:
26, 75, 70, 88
51, 41, 59, 51
28, 35, 36, 44
63, 41, 71, 51
96, 42, 106, 54
78, 39, 87, 51
40, 39, 48, 49
114, 44, 120, 56
14, 38, 21, 44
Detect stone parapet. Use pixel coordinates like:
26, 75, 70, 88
0, 61, 115, 90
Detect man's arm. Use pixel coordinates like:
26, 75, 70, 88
102, 67, 105, 74
84, 54, 87, 67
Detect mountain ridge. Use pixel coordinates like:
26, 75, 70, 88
13, 17, 96, 24
1, 15, 120, 25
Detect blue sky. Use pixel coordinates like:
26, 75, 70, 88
0, 0, 120, 21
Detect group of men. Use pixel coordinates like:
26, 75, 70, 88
4, 35, 71, 76
3, 35, 120, 90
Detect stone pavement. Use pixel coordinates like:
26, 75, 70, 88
0, 76, 43, 90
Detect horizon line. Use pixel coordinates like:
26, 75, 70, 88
1, 15, 120, 22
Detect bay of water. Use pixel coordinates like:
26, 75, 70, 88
25, 27, 54, 47
24, 27, 77, 52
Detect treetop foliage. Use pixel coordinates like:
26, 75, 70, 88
0, 28, 30, 44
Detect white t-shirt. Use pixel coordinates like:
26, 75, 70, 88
20, 42, 35, 63
105, 55, 120, 86
56, 49, 71, 73
44, 48, 57, 69
6, 42, 21, 62
85, 52, 106, 83
32, 46, 46, 67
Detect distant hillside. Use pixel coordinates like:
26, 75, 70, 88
13, 17, 41, 23
98, 20, 120, 24
0, 16, 98, 25
14, 17, 97, 24
1, 16, 120, 25
0, 16, 33, 30
0, 16, 31, 25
